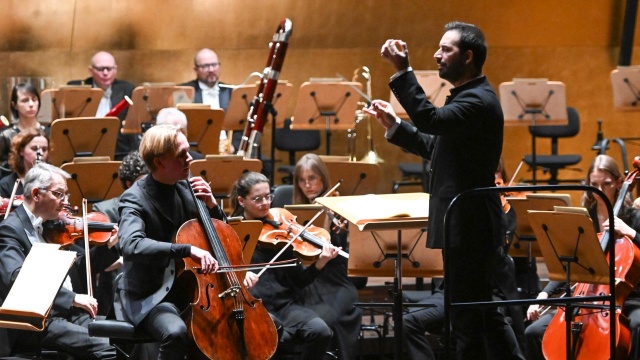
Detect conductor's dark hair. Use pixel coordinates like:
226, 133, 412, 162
444, 21, 487, 71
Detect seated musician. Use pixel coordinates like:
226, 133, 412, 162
524, 154, 640, 360
155, 107, 204, 159
115, 124, 258, 360
292, 153, 363, 360
0, 129, 48, 198
230, 171, 339, 359
0, 163, 118, 359
401, 162, 525, 360
0, 83, 47, 173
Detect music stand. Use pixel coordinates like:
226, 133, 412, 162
0, 243, 76, 332
122, 85, 195, 134
223, 81, 294, 131
283, 204, 327, 228
48, 117, 120, 166
389, 70, 451, 118
291, 80, 362, 154
189, 155, 262, 208
39, 86, 103, 124
322, 160, 380, 196
316, 192, 429, 360
527, 209, 612, 359
499, 79, 568, 184
176, 104, 225, 155
611, 66, 640, 110
60, 159, 122, 211
227, 218, 262, 262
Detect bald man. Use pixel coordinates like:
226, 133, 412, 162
68, 51, 137, 159
180, 48, 232, 111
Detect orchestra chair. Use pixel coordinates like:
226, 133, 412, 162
392, 161, 429, 193
271, 185, 294, 208
48, 117, 120, 167
274, 118, 321, 184
523, 106, 582, 185
59, 157, 123, 212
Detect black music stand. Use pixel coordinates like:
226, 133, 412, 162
499, 79, 568, 184
389, 70, 451, 118
291, 80, 361, 154
316, 192, 430, 360
527, 209, 613, 360
321, 159, 380, 196
60, 159, 122, 211
48, 117, 120, 166
39, 87, 103, 124
176, 104, 225, 156
122, 85, 194, 135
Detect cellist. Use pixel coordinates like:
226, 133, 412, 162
524, 154, 640, 360
229, 171, 339, 359
115, 125, 257, 360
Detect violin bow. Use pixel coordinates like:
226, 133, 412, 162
508, 159, 525, 187
4, 178, 20, 220
82, 198, 93, 299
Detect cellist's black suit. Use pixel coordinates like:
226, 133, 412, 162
386, 71, 523, 359
116, 174, 225, 360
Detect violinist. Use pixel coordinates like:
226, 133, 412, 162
0, 163, 118, 359
230, 171, 339, 360
0, 83, 47, 173
115, 124, 229, 360
524, 154, 640, 360
0, 129, 48, 198
292, 153, 363, 360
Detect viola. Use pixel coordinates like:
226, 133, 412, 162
0, 195, 23, 215
542, 156, 640, 359
259, 207, 349, 262
42, 210, 117, 247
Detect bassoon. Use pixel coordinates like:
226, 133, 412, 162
236, 18, 293, 159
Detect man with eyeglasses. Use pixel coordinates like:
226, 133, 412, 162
181, 48, 232, 111
67, 51, 136, 159
0, 162, 119, 359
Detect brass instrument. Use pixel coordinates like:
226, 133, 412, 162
350, 66, 384, 164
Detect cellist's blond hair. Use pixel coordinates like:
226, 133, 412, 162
139, 124, 182, 172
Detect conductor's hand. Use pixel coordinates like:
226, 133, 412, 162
190, 176, 217, 209
73, 294, 98, 318
381, 39, 410, 72
191, 246, 219, 274
363, 100, 400, 130
526, 292, 549, 321
244, 271, 259, 289
314, 244, 340, 270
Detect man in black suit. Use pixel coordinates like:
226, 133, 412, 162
0, 162, 118, 359
365, 22, 524, 359
67, 51, 137, 159
180, 48, 232, 111
115, 124, 225, 359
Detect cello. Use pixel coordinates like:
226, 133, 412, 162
174, 178, 278, 360
542, 157, 640, 359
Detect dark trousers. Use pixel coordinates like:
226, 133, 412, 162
448, 246, 524, 360
42, 310, 116, 359
403, 291, 445, 360
139, 302, 188, 360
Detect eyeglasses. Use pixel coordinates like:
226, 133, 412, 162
195, 62, 220, 70
298, 175, 319, 186
42, 189, 70, 201
249, 194, 274, 204
91, 65, 117, 72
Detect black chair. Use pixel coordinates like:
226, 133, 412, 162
272, 184, 294, 208
274, 118, 321, 184
523, 106, 582, 185
392, 161, 429, 193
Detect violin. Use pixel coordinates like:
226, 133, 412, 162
42, 210, 117, 247
541, 156, 640, 359
0, 195, 23, 215
259, 208, 349, 262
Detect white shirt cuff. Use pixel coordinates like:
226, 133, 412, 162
390, 67, 413, 81
384, 118, 402, 139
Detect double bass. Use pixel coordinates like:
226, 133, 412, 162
542, 157, 640, 359
174, 180, 278, 360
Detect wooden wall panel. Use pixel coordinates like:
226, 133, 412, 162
0, 0, 638, 194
